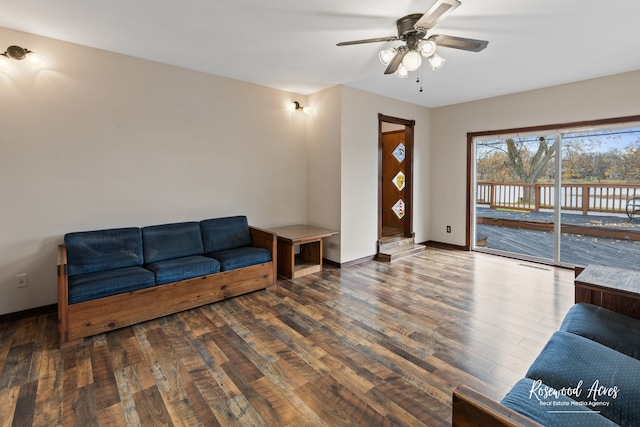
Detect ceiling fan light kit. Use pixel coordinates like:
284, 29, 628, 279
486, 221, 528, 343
418, 40, 437, 57
337, 0, 487, 81
378, 48, 396, 65
402, 50, 422, 72
428, 53, 445, 70
396, 64, 409, 78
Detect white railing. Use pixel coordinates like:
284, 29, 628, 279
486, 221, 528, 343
477, 182, 640, 214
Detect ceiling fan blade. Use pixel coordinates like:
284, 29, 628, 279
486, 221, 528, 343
384, 50, 406, 74
429, 34, 488, 52
415, 0, 461, 31
336, 36, 398, 46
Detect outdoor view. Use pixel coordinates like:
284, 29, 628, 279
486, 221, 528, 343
474, 125, 640, 271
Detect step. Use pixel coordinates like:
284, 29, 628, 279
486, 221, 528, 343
378, 237, 417, 253
376, 243, 426, 262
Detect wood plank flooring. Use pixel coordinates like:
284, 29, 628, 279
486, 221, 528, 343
0, 247, 575, 426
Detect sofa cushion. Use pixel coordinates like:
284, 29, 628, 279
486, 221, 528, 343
68, 266, 156, 304
207, 247, 271, 271
501, 378, 619, 427
65, 228, 144, 276
200, 216, 252, 253
142, 222, 204, 264
526, 331, 640, 426
560, 303, 640, 360
145, 255, 220, 285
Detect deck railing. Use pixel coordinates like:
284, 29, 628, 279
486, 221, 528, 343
477, 182, 640, 215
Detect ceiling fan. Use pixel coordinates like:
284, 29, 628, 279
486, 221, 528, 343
336, 0, 488, 78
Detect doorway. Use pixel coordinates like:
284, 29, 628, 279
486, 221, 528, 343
378, 114, 415, 243
469, 117, 640, 271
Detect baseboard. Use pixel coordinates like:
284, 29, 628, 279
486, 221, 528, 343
0, 304, 57, 324
324, 255, 376, 269
423, 240, 468, 251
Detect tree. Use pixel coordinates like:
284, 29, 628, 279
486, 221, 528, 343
621, 145, 640, 181
506, 136, 556, 185
505, 136, 556, 202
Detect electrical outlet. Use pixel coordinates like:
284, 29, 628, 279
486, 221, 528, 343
446, 225, 451, 233
16, 273, 28, 288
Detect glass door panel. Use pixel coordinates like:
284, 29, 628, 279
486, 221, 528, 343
474, 134, 556, 261
559, 128, 640, 270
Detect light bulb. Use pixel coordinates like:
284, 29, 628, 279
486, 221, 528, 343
402, 50, 422, 72
395, 64, 408, 78
418, 40, 437, 58
26, 51, 43, 69
428, 53, 445, 70
0, 53, 9, 71
302, 106, 311, 114
378, 48, 395, 65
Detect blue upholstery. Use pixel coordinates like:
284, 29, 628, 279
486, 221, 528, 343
63, 217, 271, 307
560, 303, 640, 360
501, 378, 619, 427
208, 247, 271, 271
145, 255, 220, 285
142, 222, 204, 264
200, 216, 252, 253
68, 266, 155, 304
65, 228, 144, 276
526, 331, 640, 426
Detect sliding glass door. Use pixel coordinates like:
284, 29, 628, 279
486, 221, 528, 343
558, 128, 640, 268
472, 123, 640, 270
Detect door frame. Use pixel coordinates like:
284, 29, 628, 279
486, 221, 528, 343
378, 113, 415, 243
466, 114, 640, 253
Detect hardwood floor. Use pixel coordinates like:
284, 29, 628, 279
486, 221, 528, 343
0, 247, 575, 426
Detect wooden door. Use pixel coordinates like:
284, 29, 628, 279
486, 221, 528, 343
381, 130, 406, 233
378, 114, 414, 242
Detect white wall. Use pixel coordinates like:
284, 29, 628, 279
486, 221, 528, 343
431, 71, 640, 246
0, 27, 308, 315
306, 86, 342, 261
340, 86, 431, 263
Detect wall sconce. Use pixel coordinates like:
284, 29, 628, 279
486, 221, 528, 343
288, 101, 311, 115
0, 45, 44, 71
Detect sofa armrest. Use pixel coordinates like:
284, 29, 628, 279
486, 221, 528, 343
249, 226, 276, 251
452, 386, 543, 427
57, 244, 70, 345
249, 226, 277, 282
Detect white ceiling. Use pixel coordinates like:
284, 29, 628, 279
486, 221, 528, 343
3, 0, 640, 108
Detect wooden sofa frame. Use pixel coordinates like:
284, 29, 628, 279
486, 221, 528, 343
452, 265, 637, 426
57, 226, 277, 348
452, 385, 544, 427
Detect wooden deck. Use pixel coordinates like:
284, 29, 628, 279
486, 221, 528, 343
476, 207, 640, 270
0, 248, 575, 426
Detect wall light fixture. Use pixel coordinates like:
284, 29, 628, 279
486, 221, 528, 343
0, 45, 44, 71
288, 101, 311, 115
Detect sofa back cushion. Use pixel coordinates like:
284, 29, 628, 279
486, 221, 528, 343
200, 216, 252, 254
142, 222, 204, 264
64, 228, 144, 276
560, 303, 640, 360
526, 331, 640, 426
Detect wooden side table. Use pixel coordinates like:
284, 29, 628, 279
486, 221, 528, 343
575, 264, 640, 320
266, 224, 338, 279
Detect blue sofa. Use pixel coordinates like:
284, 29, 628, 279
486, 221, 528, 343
453, 302, 640, 426
57, 216, 276, 347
